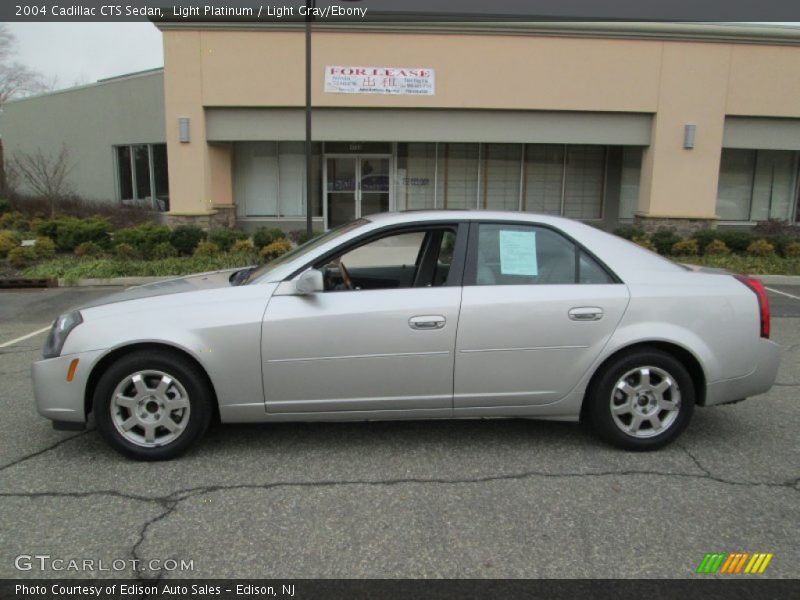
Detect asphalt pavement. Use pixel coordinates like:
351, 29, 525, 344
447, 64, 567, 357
0, 286, 797, 579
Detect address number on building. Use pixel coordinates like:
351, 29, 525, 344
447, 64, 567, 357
325, 66, 435, 96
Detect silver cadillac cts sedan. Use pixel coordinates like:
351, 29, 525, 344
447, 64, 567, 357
32, 211, 780, 460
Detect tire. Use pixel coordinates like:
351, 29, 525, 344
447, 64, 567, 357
586, 348, 695, 451
94, 350, 213, 460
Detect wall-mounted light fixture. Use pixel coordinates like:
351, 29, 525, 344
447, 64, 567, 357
178, 117, 191, 143
683, 123, 696, 149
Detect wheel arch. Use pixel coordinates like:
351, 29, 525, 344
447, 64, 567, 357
84, 342, 219, 420
580, 340, 707, 422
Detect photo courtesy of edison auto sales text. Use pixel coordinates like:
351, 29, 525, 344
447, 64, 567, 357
15, 584, 295, 597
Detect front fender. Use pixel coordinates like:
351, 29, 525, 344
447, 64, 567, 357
61, 284, 277, 416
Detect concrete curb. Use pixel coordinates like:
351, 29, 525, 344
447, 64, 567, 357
57, 276, 172, 287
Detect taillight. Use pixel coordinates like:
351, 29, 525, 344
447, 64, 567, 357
734, 274, 770, 339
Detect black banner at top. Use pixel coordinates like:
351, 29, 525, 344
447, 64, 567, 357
4, 0, 800, 23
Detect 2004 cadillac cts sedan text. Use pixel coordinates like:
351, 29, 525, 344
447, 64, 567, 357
31, 211, 780, 460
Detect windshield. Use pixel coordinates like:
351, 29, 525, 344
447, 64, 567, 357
243, 219, 369, 284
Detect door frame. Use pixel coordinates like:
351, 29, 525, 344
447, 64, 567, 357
323, 153, 394, 230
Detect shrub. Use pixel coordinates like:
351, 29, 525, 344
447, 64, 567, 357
74, 241, 104, 258
253, 227, 286, 249
0, 210, 28, 231
613, 224, 646, 241
747, 239, 775, 257
784, 241, 800, 257
0, 199, 11, 214
704, 239, 730, 256
33, 236, 56, 259
671, 239, 699, 256
32, 218, 59, 240
765, 234, 793, 257
7, 246, 36, 269
114, 243, 137, 260
150, 241, 178, 259
230, 238, 255, 254
47, 216, 111, 251
650, 228, 682, 255
169, 224, 206, 256
208, 228, 248, 252
288, 229, 323, 245
0, 232, 18, 257
260, 239, 293, 261
193, 240, 220, 257
691, 229, 719, 253
717, 230, 753, 254
113, 224, 170, 256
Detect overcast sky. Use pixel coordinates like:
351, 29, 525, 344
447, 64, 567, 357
8, 23, 163, 89
6, 22, 800, 92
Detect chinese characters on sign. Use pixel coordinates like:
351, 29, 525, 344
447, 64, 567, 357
325, 66, 435, 96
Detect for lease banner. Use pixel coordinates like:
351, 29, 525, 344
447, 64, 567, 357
324, 66, 435, 95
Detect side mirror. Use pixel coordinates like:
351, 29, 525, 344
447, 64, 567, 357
294, 269, 324, 295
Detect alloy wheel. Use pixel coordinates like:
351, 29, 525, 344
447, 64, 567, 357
110, 370, 191, 448
609, 366, 681, 439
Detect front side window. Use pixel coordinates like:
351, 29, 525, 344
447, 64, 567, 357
319, 227, 458, 291
470, 223, 613, 285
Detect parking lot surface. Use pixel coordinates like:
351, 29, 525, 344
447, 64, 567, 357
0, 287, 798, 579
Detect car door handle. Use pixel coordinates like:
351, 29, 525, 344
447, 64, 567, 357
409, 315, 446, 330
568, 307, 604, 321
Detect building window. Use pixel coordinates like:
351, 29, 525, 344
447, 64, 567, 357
523, 144, 564, 214
618, 147, 643, 220
483, 143, 522, 211
438, 143, 479, 209
115, 143, 169, 211
716, 148, 800, 222
563, 145, 606, 219
396, 143, 437, 211
233, 141, 322, 218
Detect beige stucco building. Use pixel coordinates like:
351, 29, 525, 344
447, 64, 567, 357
4, 22, 800, 233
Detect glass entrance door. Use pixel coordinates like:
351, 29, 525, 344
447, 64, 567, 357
325, 155, 392, 228
326, 157, 357, 228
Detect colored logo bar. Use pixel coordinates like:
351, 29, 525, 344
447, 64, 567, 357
696, 552, 773, 574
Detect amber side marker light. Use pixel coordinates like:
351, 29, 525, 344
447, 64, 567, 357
66, 358, 80, 382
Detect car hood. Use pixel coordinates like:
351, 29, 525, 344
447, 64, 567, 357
76, 268, 245, 310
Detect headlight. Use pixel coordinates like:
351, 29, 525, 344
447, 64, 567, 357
43, 311, 83, 359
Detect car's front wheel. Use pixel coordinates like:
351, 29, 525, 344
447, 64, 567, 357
587, 348, 695, 450
94, 350, 213, 460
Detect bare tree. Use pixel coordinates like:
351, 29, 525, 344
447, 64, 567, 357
0, 24, 45, 105
8, 146, 74, 216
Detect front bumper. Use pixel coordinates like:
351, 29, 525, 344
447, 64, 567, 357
705, 338, 781, 406
31, 349, 106, 424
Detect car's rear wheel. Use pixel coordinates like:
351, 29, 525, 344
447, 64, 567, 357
94, 350, 213, 460
587, 348, 695, 450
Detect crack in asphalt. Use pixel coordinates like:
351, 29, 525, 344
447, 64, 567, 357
0, 429, 94, 472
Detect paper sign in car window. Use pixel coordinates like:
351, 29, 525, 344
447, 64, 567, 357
499, 230, 538, 276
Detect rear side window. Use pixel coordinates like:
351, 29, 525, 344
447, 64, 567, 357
469, 223, 614, 285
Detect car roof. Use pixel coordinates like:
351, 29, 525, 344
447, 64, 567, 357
366, 209, 577, 227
